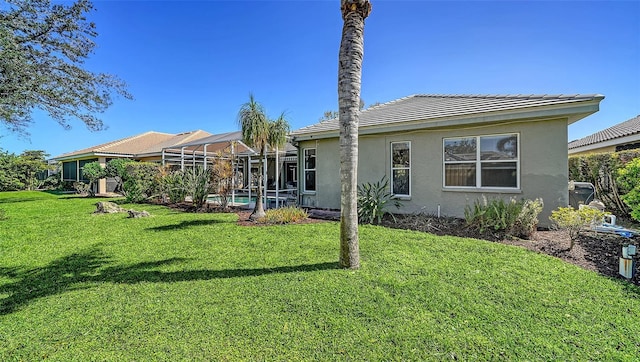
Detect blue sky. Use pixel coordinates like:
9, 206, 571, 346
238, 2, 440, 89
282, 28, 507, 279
2, 0, 639, 157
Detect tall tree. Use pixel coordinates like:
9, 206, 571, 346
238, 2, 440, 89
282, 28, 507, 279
338, 0, 371, 269
237, 95, 290, 220
0, 0, 131, 134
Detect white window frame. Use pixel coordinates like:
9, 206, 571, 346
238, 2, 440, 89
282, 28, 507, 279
303, 148, 316, 193
443, 133, 520, 190
390, 141, 411, 197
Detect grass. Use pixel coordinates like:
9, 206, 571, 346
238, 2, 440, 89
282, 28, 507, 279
0, 191, 639, 360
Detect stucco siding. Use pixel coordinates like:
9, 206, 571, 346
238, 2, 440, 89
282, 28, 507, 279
298, 117, 569, 228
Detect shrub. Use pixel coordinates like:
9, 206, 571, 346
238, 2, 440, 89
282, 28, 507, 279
260, 207, 308, 224
211, 154, 234, 209
162, 170, 187, 204
357, 176, 401, 225
617, 157, 640, 222
81, 161, 105, 196
549, 206, 605, 249
40, 174, 61, 190
511, 198, 544, 239
105, 158, 131, 193
183, 166, 213, 209
73, 182, 90, 196
568, 150, 640, 216
122, 162, 161, 203
464, 196, 543, 239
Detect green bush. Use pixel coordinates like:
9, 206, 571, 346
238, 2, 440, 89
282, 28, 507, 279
162, 170, 187, 204
357, 176, 401, 225
105, 158, 131, 193
617, 157, 640, 222
183, 166, 213, 209
568, 150, 640, 216
260, 206, 308, 224
73, 182, 90, 196
81, 161, 105, 196
549, 206, 605, 249
464, 196, 543, 239
122, 162, 161, 203
511, 198, 544, 239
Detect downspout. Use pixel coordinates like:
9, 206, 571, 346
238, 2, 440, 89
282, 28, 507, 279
162, 149, 165, 166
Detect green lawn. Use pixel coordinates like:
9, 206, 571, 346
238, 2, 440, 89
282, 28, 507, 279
0, 191, 639, 360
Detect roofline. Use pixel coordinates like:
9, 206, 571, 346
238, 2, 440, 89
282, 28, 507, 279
53, 152, 135, 161
568, 133, 640, 154
292, 99, 602, 141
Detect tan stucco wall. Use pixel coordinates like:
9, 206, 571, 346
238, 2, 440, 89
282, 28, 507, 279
298, 118, 569, 227
568, 145, 615, 156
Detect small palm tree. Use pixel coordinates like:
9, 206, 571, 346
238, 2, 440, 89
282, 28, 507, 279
237, 95, 290, 220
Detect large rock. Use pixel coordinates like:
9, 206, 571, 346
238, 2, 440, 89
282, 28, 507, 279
95, 201, 125, 214
127, 210, 150, 218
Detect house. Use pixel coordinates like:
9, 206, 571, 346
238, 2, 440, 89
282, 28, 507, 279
54, 129, 298, 201
54, 130, 212, 194
568, 114, 640, 155
291, 94, 604, 227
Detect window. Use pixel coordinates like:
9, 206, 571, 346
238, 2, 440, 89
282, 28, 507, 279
62, 161, 78, 181
391, 141, 410, 196
303, 148, 316, 192
444, 134, 518, 188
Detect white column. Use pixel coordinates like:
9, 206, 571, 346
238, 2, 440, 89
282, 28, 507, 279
275, 146, 279, 208
203, 144, 208, 170
180, 147, 185, 171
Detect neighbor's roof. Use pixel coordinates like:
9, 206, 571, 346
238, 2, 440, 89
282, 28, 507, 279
291, 94, 604, 140
568, 115, 640, 150
54, 130, 212, 160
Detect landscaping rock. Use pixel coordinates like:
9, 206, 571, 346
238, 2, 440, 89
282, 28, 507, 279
127, 209, 150, 218
95, 201, 125, 214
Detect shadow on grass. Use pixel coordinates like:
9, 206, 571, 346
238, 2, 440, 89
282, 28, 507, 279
147, 219, 232, 231
0, 248, 337, 315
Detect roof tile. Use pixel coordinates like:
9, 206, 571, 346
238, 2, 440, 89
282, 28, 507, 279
568, 115, 640, 149
292, 94, 604, 136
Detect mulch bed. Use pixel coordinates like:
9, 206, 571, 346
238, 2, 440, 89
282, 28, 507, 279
381, 214, 640, 286
165, 202, 640, 286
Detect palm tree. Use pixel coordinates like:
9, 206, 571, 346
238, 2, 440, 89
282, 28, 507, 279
338, 0, 371, 269
237, 95, 290, 220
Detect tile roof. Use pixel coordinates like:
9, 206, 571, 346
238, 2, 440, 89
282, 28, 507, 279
568, 115, 640, 149
292, 94, 604, 137
54, 130, 212, 159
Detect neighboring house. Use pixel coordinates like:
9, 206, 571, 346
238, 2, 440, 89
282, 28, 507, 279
291, 94, 604, 227
568, 114, 640, 155
53, 130, 211, 194
54, 129, 298, 199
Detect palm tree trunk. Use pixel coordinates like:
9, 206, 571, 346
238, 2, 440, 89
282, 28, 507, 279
250, 151, 267, 220
338, 0, 371, 269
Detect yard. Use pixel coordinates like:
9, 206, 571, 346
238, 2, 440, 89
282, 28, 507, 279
0, 191, 639, 360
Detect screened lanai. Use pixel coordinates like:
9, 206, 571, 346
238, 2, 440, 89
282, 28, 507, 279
161, 131, 298, 208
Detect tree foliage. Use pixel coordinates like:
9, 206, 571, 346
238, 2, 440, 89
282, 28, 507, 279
237, 94, 290, 220
80, 161, 104, 196
568, 150, 640, 216
550, 206, 605, 249
0, 0, 131, 134
0, 148, 50, 191
617, 157, 640, 222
